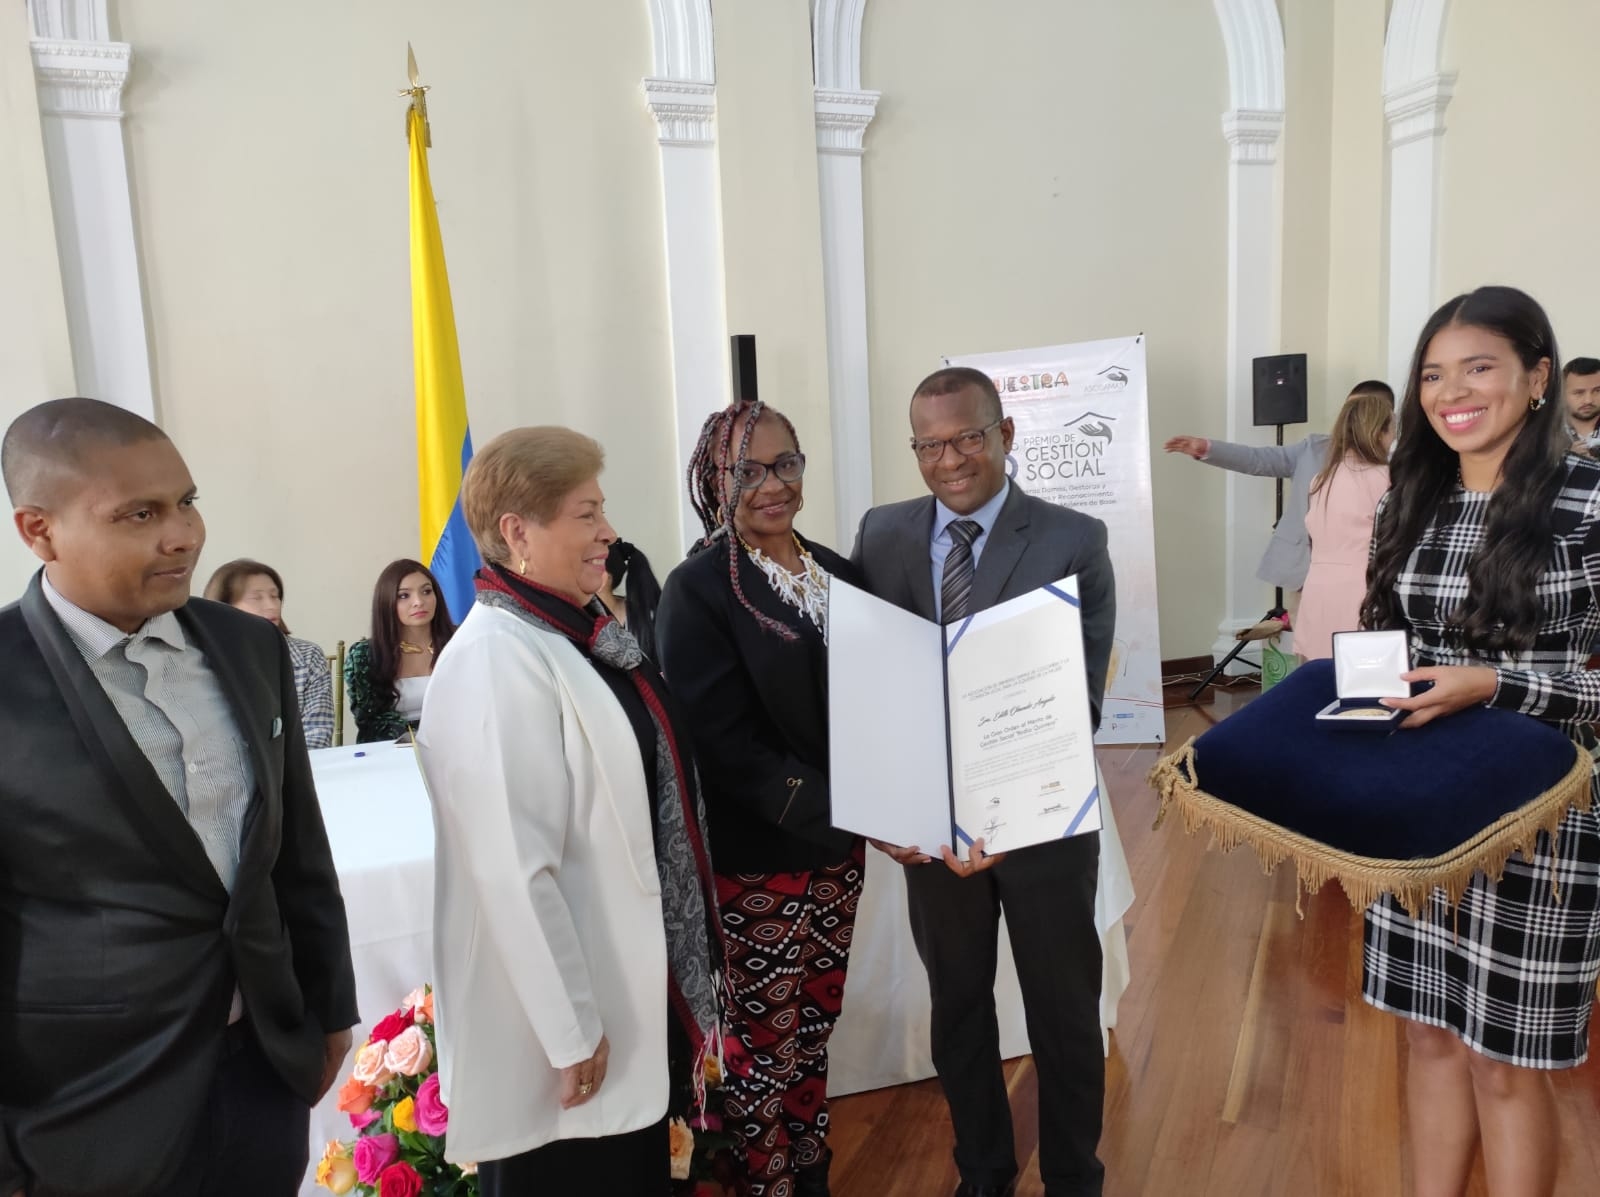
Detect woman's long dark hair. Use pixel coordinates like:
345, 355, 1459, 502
369, 558, 456, 707
605, 539, 662, 660
1360, 286, 1566, 655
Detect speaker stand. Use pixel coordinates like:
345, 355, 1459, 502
1189, 420, 1291, 702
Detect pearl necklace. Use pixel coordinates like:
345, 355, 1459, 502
742, 535, 831, 641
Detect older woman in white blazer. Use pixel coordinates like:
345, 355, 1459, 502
416, 426, 721, 1195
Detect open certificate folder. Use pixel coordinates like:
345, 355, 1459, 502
828, 576, 1102, 855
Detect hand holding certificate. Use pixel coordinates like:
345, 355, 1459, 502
828, 576, 1102, 863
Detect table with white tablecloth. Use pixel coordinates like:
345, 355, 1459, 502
301, 743, 1134, 1195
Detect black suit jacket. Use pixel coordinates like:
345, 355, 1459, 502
656, 535, 861, 873
0, 574, 358, 1197
851, 482, 1116, 731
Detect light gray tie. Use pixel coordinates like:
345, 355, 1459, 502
941, 519, 982, 624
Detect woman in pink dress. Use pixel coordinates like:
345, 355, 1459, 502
1295, 389, 1393, 660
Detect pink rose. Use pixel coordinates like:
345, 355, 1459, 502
349, 1107, 382, 1131
352, 1133, 398, 1185
414, 1073, 449, 1136
402, 986, 428, 1014
351, 1040, 393, 1087
382, 1025, 433, 1077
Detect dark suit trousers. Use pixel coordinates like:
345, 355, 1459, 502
151, 1023, 309, 1197
905, 833, 1105, 1197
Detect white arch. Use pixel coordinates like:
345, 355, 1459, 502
1384, 0, 1452, 94
1211, 0, 1285, 113
647, 0, 714, 84
811, 0, 868, 92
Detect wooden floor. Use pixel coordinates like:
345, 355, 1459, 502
826, 689, 1600, 1196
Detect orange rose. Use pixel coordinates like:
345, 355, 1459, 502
668, 1117, 694, 1181
419, 990, 434, 1024
336, 1077, 377, 1115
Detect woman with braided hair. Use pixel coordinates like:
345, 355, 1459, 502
657, 399, 866, 1197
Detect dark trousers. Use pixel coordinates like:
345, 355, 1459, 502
479, 1117, 669, 1196
905, 833, 1105, 1197
156, 1023, 309, 1197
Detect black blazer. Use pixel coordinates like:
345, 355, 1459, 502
0, 574, 358, 1197
851, 483, 1117, 731
656, 535, 861, 873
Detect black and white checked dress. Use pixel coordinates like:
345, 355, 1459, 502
1363, 456, 1600, 1068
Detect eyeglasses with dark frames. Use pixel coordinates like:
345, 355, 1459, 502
909, 420, 1003, 464
729, 452, 807, 490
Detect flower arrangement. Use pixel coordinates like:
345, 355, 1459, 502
316, 985, 477, 1197
670, 1050, 741, 1197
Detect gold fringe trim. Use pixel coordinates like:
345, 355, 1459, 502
1148, 738, 1593, 919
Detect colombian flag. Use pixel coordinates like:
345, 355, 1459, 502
408, 99, 479, 623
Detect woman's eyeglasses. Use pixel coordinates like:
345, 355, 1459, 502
730, 452, 807, 491
909, 420, 1002, 464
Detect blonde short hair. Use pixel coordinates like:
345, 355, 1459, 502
462, 426, 605, 564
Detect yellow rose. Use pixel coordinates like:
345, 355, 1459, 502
393, 1095, 418, 1133
316, 1154, 357, 1194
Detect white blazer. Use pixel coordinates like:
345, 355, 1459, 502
416, 601, 669, 1165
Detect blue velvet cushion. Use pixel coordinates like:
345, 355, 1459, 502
1189, 659, 1582, 859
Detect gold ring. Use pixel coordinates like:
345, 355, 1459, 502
580, 1082, 593, 1095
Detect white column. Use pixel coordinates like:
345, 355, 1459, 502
814, 89, 879, 548
27, 0, 154, 419
811, 0, 878, 547
643, 80, 729, 551
1215, 109, 1285, 667
1383, 74, 1454, 385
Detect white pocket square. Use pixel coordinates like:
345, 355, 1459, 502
270, 716, 283, 739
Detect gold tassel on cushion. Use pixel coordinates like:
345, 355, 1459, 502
1148, 738, 1593, 919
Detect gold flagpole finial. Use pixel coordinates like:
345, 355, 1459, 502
402, 42, 431, 146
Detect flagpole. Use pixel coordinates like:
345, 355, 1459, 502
402, 42, 431, 146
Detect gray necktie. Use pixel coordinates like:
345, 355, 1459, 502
941, 519, 982, 624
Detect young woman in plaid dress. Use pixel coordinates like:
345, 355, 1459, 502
1360, 286, 1600, 1197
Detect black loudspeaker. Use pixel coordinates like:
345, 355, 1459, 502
1252, 353, 1308, 427
731, 334, 758, 403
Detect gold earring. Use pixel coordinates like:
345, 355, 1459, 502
1530, 394, 1548, 411
519, 558, 527, 575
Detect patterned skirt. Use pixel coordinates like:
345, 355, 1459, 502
1362, 787, 1600, 1069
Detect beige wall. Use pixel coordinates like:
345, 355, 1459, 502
713, 0, 838, 546
1437, 1, 1600, 364
104, 0, 678, 651
860, 0, 1232, 656
0, 2, 75, 599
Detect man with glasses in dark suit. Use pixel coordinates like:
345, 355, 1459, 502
851, 367, 1115, 1197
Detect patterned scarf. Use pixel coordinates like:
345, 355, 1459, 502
474, 565, 723, 1065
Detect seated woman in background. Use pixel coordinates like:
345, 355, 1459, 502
345, 558, 455, 742
204, 557, 335, 749
596, 537, 663, 660
1292, 389, 1393, 660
